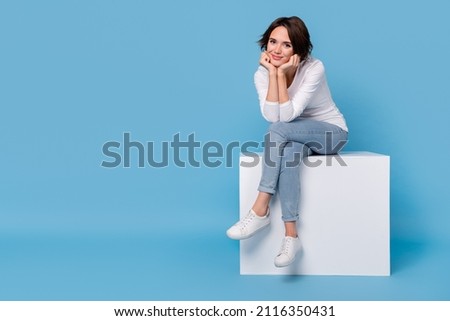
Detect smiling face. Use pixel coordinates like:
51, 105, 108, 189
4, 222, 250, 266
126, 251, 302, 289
266, 26, 294, 67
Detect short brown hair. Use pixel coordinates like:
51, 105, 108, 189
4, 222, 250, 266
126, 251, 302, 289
258, 16, 313, 61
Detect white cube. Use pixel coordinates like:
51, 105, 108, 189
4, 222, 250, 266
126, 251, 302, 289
239, 152, 390, 276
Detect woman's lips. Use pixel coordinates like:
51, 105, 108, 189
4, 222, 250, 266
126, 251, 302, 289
271, 54, 282, 61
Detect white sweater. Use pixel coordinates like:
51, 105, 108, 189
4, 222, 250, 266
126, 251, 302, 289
254, 57, 348, 132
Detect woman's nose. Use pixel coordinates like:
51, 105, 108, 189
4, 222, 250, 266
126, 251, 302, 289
274, 44, 282, 53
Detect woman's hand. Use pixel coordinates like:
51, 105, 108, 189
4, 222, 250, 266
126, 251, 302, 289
278, 54, 300, 75
259, 51, 277, 73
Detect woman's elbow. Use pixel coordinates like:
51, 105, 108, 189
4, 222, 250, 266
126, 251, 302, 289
279, 113, 297, 122
264, 115, 279, 123
279, 103, 299, 122
261, 110, 279, 122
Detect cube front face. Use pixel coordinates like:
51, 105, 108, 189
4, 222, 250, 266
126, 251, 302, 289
239, 152, 390, 276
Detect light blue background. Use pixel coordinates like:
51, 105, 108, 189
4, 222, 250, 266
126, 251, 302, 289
1, 0, 449, 300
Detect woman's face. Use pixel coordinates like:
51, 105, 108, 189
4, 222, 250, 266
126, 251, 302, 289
266, 26, 294, 67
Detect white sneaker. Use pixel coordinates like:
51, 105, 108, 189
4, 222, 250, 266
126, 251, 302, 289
226, 209, 270, 240
274, 236, 301, 267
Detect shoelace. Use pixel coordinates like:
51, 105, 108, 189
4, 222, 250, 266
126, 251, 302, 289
278, 238, 293, 256
236, 212, 255, 230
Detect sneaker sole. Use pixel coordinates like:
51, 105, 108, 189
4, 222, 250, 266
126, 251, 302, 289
226, 221, 270, 240
274, 257, 295, 268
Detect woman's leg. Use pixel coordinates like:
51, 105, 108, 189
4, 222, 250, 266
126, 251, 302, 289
267, 118, 348, 210
258, 119, 348, 266
250, 125, 289, 217
272, 141, 311, 266
264, 119, 348, 159
257, 118, 347, 214
251, 191, 271, 216
228, 119, 347, 241
251, 141, 310, 224
278, 141, 312, 236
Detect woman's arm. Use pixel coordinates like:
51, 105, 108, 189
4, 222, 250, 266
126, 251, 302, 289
255, 52, 280, 122
277, 54, 300, 104
260, 52, 279, 103
279, 60, 325, 122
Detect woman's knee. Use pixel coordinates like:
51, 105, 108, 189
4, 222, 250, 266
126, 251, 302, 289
267, 122, 295, 144
268, 121, 290, 137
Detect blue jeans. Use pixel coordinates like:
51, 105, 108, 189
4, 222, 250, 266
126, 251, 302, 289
258, 119, 348, 222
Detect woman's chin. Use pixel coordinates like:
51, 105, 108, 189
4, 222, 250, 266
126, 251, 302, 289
270, 59, 288, 67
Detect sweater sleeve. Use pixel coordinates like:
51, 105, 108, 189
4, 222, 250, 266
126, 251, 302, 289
254, 66, 279, 122
279, 60, 325, 122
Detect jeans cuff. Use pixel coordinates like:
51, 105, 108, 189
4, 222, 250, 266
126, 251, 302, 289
257, 185, 275, 195
281, 214, 299, 222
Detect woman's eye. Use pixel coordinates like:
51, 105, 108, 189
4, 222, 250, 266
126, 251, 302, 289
269, 39, 276, 44
284, 43, 292, 48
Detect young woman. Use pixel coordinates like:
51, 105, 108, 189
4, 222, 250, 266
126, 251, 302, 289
226, 16, 349, 267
